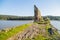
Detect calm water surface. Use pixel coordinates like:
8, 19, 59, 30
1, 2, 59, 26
51, 20, 60, 30
0, 20, 60, 31
0, 20, 33, 29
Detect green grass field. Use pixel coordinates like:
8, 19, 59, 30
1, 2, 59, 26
0, 23, 32, 40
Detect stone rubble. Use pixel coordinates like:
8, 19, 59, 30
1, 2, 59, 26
7, 24, 44, 40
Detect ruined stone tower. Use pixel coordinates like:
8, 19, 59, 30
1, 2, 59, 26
34, 5, 42, 22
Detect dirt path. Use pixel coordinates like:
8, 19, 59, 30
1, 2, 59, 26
7, 23, 46, 40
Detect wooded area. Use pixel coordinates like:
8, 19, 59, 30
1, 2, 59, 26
0, 15, 60, 20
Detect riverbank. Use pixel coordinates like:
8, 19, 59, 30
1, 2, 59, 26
7, 23, 60, 40
0, 22, 60, 40
0, 23, 32, 40
0, 15, 60, 20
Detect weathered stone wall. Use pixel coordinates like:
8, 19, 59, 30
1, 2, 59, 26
34, 5, 42, 22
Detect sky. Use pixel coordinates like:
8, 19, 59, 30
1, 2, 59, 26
0, 0, 60, 16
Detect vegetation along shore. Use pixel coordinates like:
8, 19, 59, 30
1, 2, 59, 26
0, 5, 60, 40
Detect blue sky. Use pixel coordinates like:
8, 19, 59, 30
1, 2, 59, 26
0, 0, 60, 16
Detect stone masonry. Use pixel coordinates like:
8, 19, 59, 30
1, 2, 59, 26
34, 5, 42, 22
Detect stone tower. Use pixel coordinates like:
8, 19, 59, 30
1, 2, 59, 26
34, 5, 42, 22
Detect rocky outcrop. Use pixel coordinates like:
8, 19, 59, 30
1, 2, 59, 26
7, 5, 60, 40
7, 24, 40, 40
34, 5, 42, 22
7, 23, 60, 40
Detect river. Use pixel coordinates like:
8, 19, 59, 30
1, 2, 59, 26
0, 20, 60, 31
51, 20, 60, 30
0, 20, 33, 29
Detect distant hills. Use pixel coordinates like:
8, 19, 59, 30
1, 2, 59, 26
0, 15, 33, 20
44, 16, 60, 20
0, 15, 60, 20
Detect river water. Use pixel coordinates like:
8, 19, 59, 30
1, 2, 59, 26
51, 20, 60, 30
0, 20, 33, 29
0, 20, 60, 31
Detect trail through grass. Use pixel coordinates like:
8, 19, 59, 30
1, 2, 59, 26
0, 23, 32, 40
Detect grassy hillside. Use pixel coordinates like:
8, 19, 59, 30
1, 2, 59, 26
0, 23, 32, 40
0, 21, 60, 40
25, 23, 60, 40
